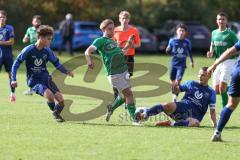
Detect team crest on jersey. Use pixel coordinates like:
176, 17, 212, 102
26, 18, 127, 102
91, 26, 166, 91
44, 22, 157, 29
177, 48, 184, 54
103, 42, 117, 52
34, 58, 43, 66
194, 91, 203, 99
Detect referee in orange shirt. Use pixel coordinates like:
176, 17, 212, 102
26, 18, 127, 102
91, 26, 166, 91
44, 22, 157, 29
113, 10, 141, 98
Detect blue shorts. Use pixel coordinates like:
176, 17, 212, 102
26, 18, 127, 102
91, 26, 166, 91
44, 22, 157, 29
169, 101, 202, 122
170, 66, 185, 81
228, 68, 240, 97
31, 78, 60, 96
0, 57, 13, 72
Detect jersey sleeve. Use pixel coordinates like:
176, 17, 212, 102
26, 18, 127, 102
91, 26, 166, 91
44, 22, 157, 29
179, 80, 192, 92
209, 90, 216, 109
92, 38, 104, 50
231, 31, 238, 44
11, 46, 30, 81
47, 48, 69, 74
166, 38, 173, 51
133, 27, 141, 46
25, 28, 31, 37
8, 25, 15, 38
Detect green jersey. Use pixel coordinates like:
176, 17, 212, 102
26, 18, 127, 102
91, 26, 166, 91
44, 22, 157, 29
211, 28, 238, 59
24, 26, 37, 44
92, 37, 128, 75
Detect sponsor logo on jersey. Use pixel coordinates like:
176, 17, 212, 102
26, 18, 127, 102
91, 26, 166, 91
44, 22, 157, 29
194, 90, 203, 99
103, 41, 117, 52
34, 58, 43, 66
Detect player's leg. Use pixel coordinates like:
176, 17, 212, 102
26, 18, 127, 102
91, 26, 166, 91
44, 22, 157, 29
170, 66, 177, 102
126, 55, 134, 77
122, 87, 136, 120
48, 78, 65, 122
219, 59, 235, 108
174, 67, 185, 102
212, 65, 221, 94
212, 68, 240, 141
4, 58, 16, 102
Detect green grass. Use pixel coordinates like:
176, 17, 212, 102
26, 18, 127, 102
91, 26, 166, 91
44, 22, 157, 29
1, 51, 240, 160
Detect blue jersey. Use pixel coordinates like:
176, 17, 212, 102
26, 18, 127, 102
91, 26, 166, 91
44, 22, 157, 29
0, 25, 14, 59
234, 40, 240, 68
167, 37, 193, 68
179, 80, 216, 121
11, 44, 68, 87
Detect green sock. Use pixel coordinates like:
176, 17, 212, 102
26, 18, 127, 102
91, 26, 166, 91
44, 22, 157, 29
112, 96, 125, 111
221, 92, 228, 108
126, 104, 136, 119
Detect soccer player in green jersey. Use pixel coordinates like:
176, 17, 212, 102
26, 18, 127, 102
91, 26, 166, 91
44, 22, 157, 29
85, 19, 138, 124
22, 15, 41, 95
207, 12, 238, 108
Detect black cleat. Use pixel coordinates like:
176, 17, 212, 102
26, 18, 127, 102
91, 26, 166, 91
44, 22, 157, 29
52, 112, 65, 123
105, 104, 113, 122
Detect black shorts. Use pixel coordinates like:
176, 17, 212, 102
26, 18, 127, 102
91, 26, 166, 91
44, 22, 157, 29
0, 57, 13, 72
125, 55, 134, 76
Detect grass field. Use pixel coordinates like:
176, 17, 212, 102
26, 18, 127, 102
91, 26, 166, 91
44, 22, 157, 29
1, 51, 240, 160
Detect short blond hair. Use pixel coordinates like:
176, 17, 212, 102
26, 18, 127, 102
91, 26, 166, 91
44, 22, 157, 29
119, 10, 131, 19
100, 19, 114, 30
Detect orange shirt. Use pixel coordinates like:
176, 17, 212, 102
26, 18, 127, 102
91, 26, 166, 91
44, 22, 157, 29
114, 25, 141, 56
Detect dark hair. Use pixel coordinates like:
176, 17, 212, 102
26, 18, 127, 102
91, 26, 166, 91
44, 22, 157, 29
217, 12, 228, 19
201, 67, 208, 71
33, 15, 41, 20
37, 25, 54, 37
176, 23, 187, 31
0, 10, 7, 16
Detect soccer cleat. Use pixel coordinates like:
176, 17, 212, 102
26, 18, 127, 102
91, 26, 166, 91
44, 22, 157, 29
155, 120, 172, 127
23, 89, 34, 96
9, 94, 16, 102
105, 104, 113, 122
52, 112, 65, 123
211, 133, 222, 142
134, 107, 148, 123
132, 121, 142, 126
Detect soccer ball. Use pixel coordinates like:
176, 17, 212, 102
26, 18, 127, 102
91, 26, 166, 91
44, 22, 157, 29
134, 107, 148, 122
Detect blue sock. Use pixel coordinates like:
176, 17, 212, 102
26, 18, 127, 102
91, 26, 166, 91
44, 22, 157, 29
54, 104, 64, 114
47, 102, 55, 111
173, 120, 189, 127
216, 106, 233, 133
147, 104, 164, 116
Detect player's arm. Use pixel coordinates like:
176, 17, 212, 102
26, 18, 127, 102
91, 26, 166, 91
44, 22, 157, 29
208, 44, 239, 73
48, 49, 74, 77
209, 108, 217, 128
85, 45, 96, 69
133, 28, 141, 48
0, 37, 14, 46
207, 42, 214, 57
11, 49, 29, 88
22, 34, 30, 43
166, 39, 172, 54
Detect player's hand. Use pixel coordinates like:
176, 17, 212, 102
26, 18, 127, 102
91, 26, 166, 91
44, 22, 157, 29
128, 34, 136, 42
87, 61, 94, 69
67, 71, 74, 78
190, 62, 194, 68
207, 51, 213, 57
207, 64, 217, 75
11, 81, 18, 88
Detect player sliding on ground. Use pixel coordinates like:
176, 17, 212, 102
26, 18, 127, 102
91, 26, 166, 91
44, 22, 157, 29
11, 25, 74, 123
84, 19, 138, 125
134, 67, 217, 128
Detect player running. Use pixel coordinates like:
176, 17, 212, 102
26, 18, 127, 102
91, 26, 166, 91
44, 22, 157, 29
207, 12, 238, 108
85, 19, 138, 124
166, 23, 194, 102
135, 67, 216, 128
0, 10, 16, 102
208, 40, 240, 141
11, 25, 74, 123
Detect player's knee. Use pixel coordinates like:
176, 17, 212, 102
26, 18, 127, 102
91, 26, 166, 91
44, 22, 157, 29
44, 89, 54, 100
188, 118, 200, 127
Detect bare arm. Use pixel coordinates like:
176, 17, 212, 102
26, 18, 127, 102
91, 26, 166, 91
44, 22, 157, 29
85, 46, 96, 69
207, 42, 214, 57
208, 46, 238, 74
210, 108, 217, 128
0, 38, 14, 46
22, 35, 29, 43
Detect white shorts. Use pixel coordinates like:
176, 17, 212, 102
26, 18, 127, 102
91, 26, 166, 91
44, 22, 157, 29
212, 59, 236, 87
108, 71, 131, 92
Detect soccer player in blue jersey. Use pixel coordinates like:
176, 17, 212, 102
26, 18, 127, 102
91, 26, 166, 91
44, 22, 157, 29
208, 40, 240, 141
0, 10, 16, 102
166, 24, 194, 102
135, 67, 217, 128
11, 25, 74, 123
